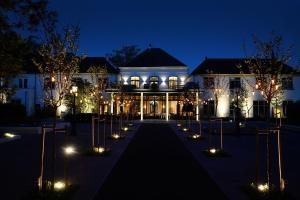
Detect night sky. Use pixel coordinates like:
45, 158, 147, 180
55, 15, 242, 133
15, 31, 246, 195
50, 0, 300, 72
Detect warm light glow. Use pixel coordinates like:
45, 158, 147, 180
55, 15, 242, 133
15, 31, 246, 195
54, 181, 66, 191
123, 127, 128, 131
51, 76, 55, 82
4, 133, 15, 138
182, 128, 188, 132
112, 134, 120, 139
94, 147, 105, 153
209, 148, 217, 154
255, 84, 258, 89
64, 146, 75, 155
257, 183, 269, 192
180, 76, 186, 85
192, 134, 200, 139
275, 85, 279, 90
123, 76, 129, 85
71, 86, 78, 93
177, 123, 182, 127
261, 91, 264, 95
252, 91, 255, 96
271, 79, 275, 84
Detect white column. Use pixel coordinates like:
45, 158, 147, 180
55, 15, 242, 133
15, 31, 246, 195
110, 93, 114, 114
140, 92, 143, 121
166, 92, 169, 121
196, 92, 199, 121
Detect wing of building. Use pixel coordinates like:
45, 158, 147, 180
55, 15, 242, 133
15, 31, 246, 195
9, 48, 300, 120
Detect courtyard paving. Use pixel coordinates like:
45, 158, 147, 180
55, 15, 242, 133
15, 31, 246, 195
94, 122, 228, 200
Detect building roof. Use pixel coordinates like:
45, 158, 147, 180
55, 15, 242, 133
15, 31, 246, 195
79, 57, 119, 74
124, 48, 187, 67
191, 58, 298, 75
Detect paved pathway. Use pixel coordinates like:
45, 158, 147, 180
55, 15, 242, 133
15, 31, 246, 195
94, 123, 228, 200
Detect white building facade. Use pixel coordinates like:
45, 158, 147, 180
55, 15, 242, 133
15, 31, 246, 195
8, 49, 300, 120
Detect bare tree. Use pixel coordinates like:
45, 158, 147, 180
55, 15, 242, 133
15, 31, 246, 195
202, 73, 229, 117
239, 32, 295, 122
33, 25, 82, 189
87, 65, 108, 116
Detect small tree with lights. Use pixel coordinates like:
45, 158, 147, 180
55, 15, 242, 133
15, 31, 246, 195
34, 25, 82, 191
239, 32, 296, 195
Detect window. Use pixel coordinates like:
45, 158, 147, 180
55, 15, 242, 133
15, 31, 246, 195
229, 77, 241, 89
203, 77, 214, 89
169, 76, 178, 89
253, 100, 267, 118
150, 76, 159, 88
130, 76, 140, 88
24, 79, 28, 88
19, 79, 23, 88
282, 77, 293, 90
282, 100, 293, 117
18, 79, 28, 89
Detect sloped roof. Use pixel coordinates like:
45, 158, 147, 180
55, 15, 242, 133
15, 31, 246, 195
191, 58, 298, 75
80, 57, 119, 74
124, 48, 187, 67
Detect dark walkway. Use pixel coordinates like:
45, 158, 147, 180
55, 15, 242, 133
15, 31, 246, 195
94, 123, 228, 200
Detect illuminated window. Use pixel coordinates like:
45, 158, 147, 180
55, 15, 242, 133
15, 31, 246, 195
130, 76, 140, 88
203, 77, 214, 89
169, 76, 178, 89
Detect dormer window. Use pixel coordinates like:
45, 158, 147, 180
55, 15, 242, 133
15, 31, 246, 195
130, 76, 140, 88
169, 76, 178, 89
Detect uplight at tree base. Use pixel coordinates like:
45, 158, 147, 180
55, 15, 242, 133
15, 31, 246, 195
111, 133, 121, 139
182, 127, 188, 132
257, 183, 269, 192
93, 147, 105, 154
209, 148, 217, 154
53, 181, 66, 191
191, 134, 201, 139
4, 133, 16, 138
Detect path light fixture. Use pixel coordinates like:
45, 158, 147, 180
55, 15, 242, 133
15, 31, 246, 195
53, 181, 66, 191
4, 133, 16, 138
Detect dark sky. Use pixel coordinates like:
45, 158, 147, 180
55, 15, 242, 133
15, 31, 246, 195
50, 0, 300, 72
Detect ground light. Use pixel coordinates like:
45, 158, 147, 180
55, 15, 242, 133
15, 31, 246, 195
64, 146, 76, 155
177, 123, 182, 127
94, 147, 105, 154
122, 126, 129, 131
4, 133, 16, 138
182, 127, 188, 132
187, 133, 204, 141
53, 181, 66, 191
257, 183, 269, 192
209, 148, 217, 154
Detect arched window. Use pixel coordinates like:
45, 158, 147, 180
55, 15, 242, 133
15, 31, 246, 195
130, 76, 140, 88
169, 76, 178, 89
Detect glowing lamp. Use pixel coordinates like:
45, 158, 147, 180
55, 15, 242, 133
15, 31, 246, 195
123, 127, 128, 131
177, 123, 182, 127
209, 148, 217, 154
112, 134, 120, 139
257, 183, 269, 192
192, 134, 200, 139
54, 181, 66, 191
64, 146, 75, 155
182, 128, 188, 132
4, 133, 15, 138
94, 147, 105, 153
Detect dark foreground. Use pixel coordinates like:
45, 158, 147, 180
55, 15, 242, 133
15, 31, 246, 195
94, 123, 228, 200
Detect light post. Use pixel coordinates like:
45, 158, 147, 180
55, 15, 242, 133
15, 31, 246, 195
70, 85, 78, 136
